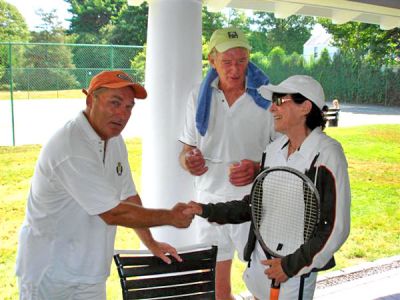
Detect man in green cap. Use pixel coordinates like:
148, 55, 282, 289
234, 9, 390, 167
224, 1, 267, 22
179, 27, 276, 299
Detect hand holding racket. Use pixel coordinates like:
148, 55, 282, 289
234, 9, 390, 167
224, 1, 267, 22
250, 166, 320, 300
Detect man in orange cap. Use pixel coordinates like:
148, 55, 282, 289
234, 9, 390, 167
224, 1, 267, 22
16, 70, 193, 299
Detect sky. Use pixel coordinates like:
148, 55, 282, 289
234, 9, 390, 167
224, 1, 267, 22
6, 0, 72, 30
5, 0, 325, 36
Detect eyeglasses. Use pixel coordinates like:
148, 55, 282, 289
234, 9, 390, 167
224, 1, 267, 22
272, 93, 308, 106
272, 94, 293, 106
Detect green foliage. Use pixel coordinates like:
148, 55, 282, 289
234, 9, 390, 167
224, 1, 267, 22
66, 0, 126, 42
30, 9, 68, 43
265, 46, 289, 84
285, 52, 306, 74
225, 8, 251, 32
201, 7, 227, 41
0, 0, 30, 80
250, 12, 315, 54
319, 18, 400, 66
0, 0, 30, 42
7, 10, 80, 91
66, 0, 148, 46
130, 45, 146, 84
249, 46, 399, 105
104, 2, 148, 45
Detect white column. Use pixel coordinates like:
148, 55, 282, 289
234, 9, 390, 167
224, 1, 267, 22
141, 0, 202, 247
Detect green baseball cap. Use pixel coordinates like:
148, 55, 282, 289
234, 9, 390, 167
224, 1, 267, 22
208, 27, 251, 53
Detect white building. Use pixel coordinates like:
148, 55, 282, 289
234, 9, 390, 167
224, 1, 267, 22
303, 24, 338, 62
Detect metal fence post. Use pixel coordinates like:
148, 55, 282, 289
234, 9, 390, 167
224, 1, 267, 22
8, 42, 15, 146
111, 45, 114, 69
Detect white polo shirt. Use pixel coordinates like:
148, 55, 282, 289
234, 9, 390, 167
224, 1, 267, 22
179, 78, 275, 198
16, 111, 137, 285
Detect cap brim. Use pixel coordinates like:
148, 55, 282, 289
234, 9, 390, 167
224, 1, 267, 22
88, 82, 147, 99
215, 41, 251, 53
258, 84, 298, 100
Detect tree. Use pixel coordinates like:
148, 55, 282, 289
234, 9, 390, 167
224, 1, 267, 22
0, 0, 30, 83
202, 7, 227, 41
31, 9, 68, 43
225, 8, 251, 33
16, 9, 78, 91
265, 47, 288, 84
319, 19, 400, 66
0, 0, 30, 42
65, 0, 126, 44
130, 45, 146, 84
104, 2, 148, 45
249, 12, 315, 54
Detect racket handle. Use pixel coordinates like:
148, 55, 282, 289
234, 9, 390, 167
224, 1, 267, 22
270, 280, 280, 300
269, 286, 280, 300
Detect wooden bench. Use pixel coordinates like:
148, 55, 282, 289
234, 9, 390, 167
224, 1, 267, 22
324, 108, 340, 127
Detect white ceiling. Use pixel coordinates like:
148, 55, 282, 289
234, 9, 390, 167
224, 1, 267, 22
203, 0, 400, 29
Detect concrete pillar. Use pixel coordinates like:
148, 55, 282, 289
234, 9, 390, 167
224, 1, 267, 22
141, 0, 203, 247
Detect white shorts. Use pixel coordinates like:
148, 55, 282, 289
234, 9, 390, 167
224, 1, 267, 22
195, 190, 251, 262
18, 271, 106, 300
243, 244, 317, 300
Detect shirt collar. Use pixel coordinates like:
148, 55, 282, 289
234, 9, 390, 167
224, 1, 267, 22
76, 111, 104, 142
296, 127, 323, 161
279, 127, 323, 160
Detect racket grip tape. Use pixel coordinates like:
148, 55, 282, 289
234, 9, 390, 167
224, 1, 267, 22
269, 286, 280, 300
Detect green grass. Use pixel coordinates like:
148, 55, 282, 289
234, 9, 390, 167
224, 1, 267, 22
0, 89, 84, 100
1, 125, 399, 299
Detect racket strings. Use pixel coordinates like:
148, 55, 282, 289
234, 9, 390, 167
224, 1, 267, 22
252, 170, 319, 257
303, 183, 319, 240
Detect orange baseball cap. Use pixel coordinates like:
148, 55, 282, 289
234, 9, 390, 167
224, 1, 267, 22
82, 70, 147, 99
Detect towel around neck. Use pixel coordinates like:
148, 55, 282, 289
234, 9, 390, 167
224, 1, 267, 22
195, 62, 271, 136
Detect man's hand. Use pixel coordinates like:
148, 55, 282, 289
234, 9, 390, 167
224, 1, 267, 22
184, 148, 208, 176
146, 241, 182, 264
229, 159, 259, 186
169, 203, 194, 228
262, 258, 289, 285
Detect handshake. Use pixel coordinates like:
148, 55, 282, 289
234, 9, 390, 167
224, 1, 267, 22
168, 201, 203, 228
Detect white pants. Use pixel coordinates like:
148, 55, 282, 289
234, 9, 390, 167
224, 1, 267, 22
243, 243, 317, 300
18, 272, 106, 300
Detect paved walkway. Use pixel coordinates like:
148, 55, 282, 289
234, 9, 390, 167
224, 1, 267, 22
236, 255, 400, 300
0, 100, 399, 146
314, 255, 400, 300
334, 103, 400, 128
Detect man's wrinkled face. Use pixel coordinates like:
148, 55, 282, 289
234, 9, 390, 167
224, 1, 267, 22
209, 47, 249, 90
86, 86, 136, 140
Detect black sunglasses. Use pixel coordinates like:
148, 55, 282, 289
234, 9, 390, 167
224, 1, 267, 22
272, 93, 307, 106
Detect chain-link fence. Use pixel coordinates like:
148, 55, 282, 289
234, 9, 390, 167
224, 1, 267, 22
0, 42, 145, 145
0, 42, 145, 100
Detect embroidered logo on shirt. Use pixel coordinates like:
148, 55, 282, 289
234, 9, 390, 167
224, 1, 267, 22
116, 162, 123, 176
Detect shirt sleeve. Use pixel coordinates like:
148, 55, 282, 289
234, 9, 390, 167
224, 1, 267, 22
282, 144, 351, 277
200, 195, 252, 224
53, 156, 122, 216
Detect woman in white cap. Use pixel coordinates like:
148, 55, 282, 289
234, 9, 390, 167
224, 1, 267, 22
186, 75, 351, 300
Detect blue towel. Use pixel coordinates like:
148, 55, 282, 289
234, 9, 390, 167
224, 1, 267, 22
195, 62, 270, 136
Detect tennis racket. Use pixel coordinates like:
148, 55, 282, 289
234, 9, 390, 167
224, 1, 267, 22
250, 166, 320, 300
